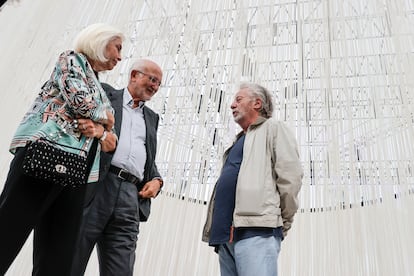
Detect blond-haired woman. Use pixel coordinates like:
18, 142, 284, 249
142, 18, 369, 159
0, 23, 124, 276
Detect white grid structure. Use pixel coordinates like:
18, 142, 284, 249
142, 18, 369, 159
0, 0, 413, 275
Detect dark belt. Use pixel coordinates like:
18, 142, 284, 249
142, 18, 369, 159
109, 165, 142, 186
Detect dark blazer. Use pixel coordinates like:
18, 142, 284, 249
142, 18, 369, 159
86, 82, 161, 221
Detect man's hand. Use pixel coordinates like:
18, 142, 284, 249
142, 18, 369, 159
105, 111, 115, 131
138, 179, 163, 199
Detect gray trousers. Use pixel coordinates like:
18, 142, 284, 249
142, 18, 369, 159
72, 172, 140, 276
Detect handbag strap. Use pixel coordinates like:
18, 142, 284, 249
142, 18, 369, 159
85, 138, 99, 177
88, 138, 99, 158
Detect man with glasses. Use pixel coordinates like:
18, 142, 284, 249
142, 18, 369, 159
72, 59, 164, 276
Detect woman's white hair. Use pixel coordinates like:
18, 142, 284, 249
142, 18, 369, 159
73, 23, 125, 62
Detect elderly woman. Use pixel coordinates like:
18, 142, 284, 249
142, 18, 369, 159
0, 23, 124, 276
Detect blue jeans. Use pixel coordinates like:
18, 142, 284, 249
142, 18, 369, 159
218, 235, 281, 276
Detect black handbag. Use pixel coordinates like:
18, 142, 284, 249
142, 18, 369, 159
22, 137, 98, 187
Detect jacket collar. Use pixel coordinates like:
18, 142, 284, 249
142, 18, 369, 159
249, 116, 267, 129
235, 116, 268, 138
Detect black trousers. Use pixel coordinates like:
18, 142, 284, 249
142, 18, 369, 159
72, 172, 139, 276
0, 147, 87, 276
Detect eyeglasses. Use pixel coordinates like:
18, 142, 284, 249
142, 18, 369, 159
136, 70, 162, 87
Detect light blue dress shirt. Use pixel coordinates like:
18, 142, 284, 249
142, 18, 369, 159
111, 88, 147, 180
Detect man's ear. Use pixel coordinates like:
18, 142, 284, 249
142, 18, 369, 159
131, 70, 139, 79
253, 98, 262, 110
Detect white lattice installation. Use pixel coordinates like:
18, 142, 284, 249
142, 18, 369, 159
0, 0, 413, 275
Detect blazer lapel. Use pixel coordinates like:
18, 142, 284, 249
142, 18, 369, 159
107, 89, 124, 137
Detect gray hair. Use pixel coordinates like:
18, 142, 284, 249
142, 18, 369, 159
129, 59, 148, 75
239, 82, 274, 118
129, 59, 162, 79
74, 23, 125, 62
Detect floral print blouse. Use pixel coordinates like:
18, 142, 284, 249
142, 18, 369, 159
10, 50, 114, 182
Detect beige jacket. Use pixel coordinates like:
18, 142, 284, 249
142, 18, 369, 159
202, 117, 303, 242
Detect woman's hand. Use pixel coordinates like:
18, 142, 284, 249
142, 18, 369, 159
76, 118, 117, 152
77, 118, 102, 138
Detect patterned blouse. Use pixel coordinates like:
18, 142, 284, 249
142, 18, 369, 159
10, 50, 114, 182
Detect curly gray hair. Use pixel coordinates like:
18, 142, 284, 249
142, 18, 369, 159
239, 82, 274, 118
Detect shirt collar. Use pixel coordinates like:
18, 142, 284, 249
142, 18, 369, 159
123, 88, 145, 109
